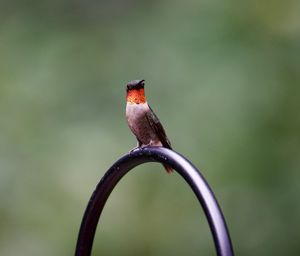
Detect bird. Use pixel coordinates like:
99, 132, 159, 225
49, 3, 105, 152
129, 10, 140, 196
125, 79, 173, 173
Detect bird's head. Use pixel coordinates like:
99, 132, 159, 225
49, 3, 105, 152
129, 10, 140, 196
126, 79, 146, 104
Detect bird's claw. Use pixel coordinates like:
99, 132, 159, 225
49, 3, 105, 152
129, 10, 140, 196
129, 147, 139, 153
140, 144, 150, 149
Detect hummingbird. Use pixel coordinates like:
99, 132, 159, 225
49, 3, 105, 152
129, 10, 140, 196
125, 79, 173, 173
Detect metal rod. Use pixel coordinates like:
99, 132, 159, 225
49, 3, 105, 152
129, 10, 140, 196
75, 147, 234, 256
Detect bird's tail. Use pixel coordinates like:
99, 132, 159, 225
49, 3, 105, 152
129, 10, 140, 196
163, 164, 173, 174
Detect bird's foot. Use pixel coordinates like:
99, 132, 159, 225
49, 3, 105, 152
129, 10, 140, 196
129, 147, 139, 153
129, 145, 148, 153
129, 141, 155, 153
140, 142, 152, 149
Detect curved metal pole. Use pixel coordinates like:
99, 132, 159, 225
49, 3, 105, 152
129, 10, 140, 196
75, 147, 234, 256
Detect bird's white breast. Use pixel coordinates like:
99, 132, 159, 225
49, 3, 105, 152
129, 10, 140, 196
126, 102, 161, 146
126, 102, 149, 126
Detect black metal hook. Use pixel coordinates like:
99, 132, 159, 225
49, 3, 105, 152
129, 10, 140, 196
75, 147, 234, 256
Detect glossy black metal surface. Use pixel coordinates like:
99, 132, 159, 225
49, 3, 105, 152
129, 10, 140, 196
75, 147, 234, 256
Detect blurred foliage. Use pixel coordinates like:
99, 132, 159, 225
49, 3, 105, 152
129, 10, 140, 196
0, 0, 300, 255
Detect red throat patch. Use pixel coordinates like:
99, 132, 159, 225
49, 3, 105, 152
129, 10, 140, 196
126, 88, 146, 104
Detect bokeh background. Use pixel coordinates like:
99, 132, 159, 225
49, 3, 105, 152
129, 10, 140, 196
1, 0, 300, 255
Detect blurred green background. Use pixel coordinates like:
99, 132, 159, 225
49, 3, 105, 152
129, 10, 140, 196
1, 0, 300, 255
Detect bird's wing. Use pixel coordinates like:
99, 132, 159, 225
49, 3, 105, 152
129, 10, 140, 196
146, 105, 172, 149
